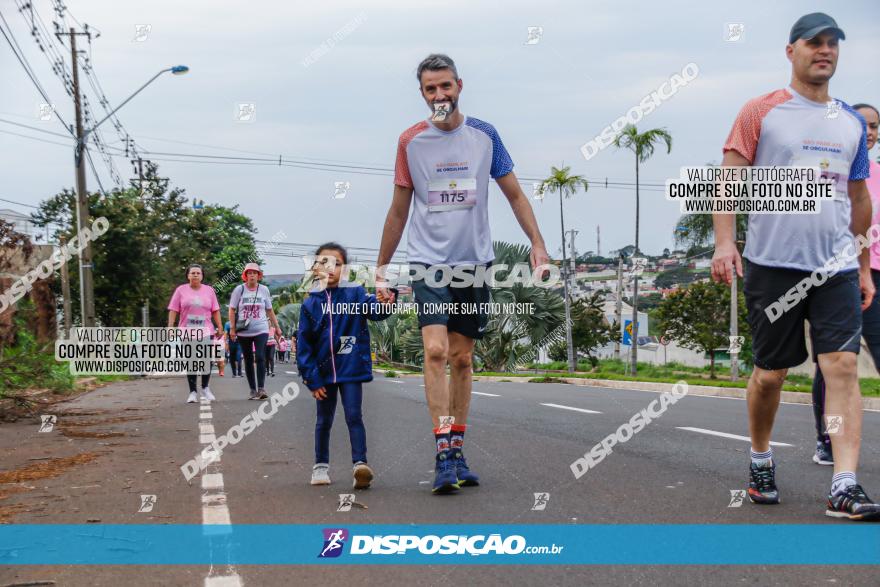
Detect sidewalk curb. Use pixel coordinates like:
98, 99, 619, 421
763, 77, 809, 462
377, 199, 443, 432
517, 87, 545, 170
373, 369, 880, 411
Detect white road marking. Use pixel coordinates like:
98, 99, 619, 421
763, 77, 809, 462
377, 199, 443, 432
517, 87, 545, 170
540, 402, 602, 414
202, 473, 225, 490
202, 504, 231, 525
205, 576, 242, 587
676, 426, 794, 447
472, 391, 500, 397
194, 403, 241, 587
285, 370, 298, 375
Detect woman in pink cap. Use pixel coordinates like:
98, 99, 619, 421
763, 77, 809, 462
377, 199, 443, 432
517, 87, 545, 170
228, 263, 282, 400
167, 264, 224, 404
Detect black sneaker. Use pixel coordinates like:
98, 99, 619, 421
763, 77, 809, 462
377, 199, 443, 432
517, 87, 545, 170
257, 389, 268, 400
748, 461, 780, 504
812, 441, 833, 466
826, 484, 880, 521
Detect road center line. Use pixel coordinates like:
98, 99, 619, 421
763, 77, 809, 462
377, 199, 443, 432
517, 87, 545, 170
540, 402, 602, 414
676, 426, 794, 447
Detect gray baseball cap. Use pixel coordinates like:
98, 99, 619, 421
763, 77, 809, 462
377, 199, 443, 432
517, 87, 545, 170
789, 12, 845, 44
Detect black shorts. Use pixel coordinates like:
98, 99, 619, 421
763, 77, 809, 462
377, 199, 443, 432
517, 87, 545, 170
409, 263, 492, 340
744, 261, 861, 370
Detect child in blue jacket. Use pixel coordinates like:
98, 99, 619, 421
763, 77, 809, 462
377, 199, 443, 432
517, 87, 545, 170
296, 242, 396, 489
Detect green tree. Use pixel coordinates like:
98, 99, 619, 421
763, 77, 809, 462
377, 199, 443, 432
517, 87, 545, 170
537, 165, 589, 373
655, 280, 748, 378
570, 293, 617, 368
613, 124, 672, 376
31, 165, 260, 326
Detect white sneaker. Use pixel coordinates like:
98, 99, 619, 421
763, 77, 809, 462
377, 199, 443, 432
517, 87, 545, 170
311, 464, 331, 485
186, 391, 198, 403
201, 387, 216, 402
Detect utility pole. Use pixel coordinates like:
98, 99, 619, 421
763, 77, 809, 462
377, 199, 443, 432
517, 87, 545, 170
142, 299, 149, 328
59, 237, 72, 339
66, 27, 96, 327
596, 225, 601, 257
614, 253, 623, 361
558, 195, 575, 373
567, 229, 579, 292
730, 267, 739, 382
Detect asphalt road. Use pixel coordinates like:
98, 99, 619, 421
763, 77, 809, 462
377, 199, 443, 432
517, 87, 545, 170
1, 366, 878, 586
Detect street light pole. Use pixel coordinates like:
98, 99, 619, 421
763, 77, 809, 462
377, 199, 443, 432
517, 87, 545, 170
70, 28, 95, 326
66, 52, 189, 326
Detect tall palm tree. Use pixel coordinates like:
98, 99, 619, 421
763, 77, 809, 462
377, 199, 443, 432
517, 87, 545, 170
537, 166, 589, 373
612, 125, 672, 376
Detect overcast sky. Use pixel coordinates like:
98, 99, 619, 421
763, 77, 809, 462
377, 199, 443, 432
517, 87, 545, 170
2, 0, 878, 275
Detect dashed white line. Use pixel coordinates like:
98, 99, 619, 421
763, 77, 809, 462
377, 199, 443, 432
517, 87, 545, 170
472, 391, 500, 397
540, 403, 602, 414
196, 402, 241, 587
676, 426, 794, 447
205, 575, 242, 587
202, 473, 225, 490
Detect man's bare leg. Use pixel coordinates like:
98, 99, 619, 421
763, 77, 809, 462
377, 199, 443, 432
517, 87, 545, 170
447, 330, 479, 486
817, 351, 861, 474
746, 366, 785, 504
448, 331, 475, 425
748, 366, 786, 452
421, 324, 450, 427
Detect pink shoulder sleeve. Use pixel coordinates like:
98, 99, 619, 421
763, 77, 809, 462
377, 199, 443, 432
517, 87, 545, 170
723, 90, 790, 164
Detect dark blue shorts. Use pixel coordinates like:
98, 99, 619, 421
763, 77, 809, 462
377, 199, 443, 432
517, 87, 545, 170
409, 263, 492, 340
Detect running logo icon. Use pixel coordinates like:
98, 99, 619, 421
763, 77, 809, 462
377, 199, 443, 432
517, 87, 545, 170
337, 494, 355, 512
825, 100, 842, 120
728, 336, 744, 354
725, 23, 744, 42
337, 336, 356, 355
824, 414, 843, 435
38, 415, 56, 433
525, 26, 543, 45
728, 489, 746, 507
531, 492, 550, 511
318, 528, 349, 558
334, 181, 351, 199
138, 494, 156, 513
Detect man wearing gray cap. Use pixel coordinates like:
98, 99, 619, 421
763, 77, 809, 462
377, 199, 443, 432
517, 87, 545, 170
711, 13, 880, 520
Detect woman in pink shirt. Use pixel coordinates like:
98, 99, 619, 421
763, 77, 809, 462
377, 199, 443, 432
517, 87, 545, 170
812, 102, 880, 465
167, 264, 223, 404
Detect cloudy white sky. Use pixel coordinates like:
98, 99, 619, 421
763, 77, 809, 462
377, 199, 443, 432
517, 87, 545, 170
2, 0, 878, 274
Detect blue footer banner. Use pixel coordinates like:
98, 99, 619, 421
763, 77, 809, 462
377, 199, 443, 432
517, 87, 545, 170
1, 525, 878, 565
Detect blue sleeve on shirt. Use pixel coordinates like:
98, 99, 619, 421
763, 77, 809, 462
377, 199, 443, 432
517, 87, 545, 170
466, 117, 514, 178
841, 102, 870, 181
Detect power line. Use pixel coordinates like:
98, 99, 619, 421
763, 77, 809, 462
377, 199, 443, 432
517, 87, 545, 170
0, 7, 71, 134
0, 116, 72, 138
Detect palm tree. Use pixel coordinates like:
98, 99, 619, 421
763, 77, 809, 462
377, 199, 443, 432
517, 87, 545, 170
474, 241, 566, 372
537, 166, 589, 373
612, 125, 672, 376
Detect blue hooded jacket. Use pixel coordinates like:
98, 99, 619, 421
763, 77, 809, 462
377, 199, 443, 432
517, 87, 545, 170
296, 285, 394, 391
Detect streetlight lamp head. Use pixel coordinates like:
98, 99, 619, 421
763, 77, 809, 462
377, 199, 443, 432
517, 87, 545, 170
171, 65, 189, 75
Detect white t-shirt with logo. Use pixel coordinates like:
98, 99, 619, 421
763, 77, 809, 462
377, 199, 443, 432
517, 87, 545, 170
394, 115, 514, 266
723, 87, 870, 272
229, 284, 272, 335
